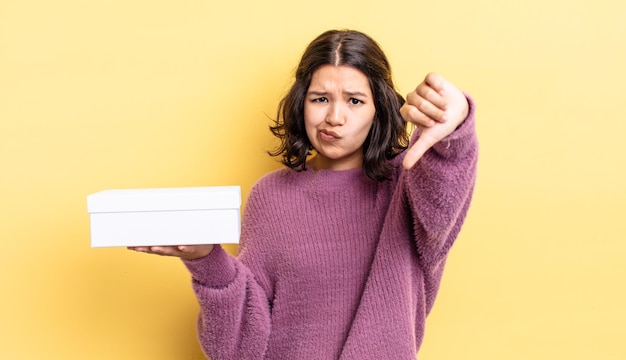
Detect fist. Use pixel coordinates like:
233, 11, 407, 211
400, 72, 468, 168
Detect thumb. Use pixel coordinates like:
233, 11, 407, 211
402, 131, 439, 169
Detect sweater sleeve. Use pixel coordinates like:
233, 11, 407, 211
403, 94, 479, 267
181, 185, 273, 360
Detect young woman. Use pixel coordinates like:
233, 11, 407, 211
130, 29, 478, 359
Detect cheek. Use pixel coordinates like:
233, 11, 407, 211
360, 113, 376, 136
304, 106, 323, 131
304, 105, 322, 125
356, 117, 376, 146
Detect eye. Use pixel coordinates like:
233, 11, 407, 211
312, 97, 328, 103
349, 98, 363, 105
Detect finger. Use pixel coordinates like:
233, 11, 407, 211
406, 78, 449, 121
424, 72, 447, 96
177, 245, 199, 254
419, 73, 449, 112
401, 98, 447, 127
149, 246, 184, 257
402, 132, 439, 169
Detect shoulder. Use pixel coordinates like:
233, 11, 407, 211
242, 167, 315, 224
246, 168, 307, 204
253, 167, 303, 191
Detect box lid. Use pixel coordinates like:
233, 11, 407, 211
87, 186, 241, 213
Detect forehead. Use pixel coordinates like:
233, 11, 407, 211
309, 65, 372, 94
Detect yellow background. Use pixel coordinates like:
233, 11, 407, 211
1, 0, 624, 359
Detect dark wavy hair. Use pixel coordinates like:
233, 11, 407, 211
269, 29, 409, 181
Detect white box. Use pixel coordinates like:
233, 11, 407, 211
87, 186, 241, 248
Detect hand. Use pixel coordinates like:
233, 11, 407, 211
400, 72, 469, 169
127, 244, 214, 260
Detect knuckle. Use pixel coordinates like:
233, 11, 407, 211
426, 88, 439, 102
406, 90, 419, 103
406, 105, 420, 120
417, 100, 430, 113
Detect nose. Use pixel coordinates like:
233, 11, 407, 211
326, 103, 345, 126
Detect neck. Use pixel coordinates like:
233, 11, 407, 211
308, 154, 363, 171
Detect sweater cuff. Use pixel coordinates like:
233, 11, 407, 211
181, 245, 237, 288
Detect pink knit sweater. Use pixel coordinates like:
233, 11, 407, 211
183, 99, 478, 359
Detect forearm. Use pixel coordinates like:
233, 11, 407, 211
404, 95, 478, 264
183, 246, 271, 359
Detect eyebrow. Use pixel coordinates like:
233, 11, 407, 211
307, 90, 369, 97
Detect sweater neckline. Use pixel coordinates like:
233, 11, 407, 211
300, 166, 371, 188
306, 166, 364, 176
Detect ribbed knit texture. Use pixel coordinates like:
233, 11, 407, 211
183, 98, 478, 359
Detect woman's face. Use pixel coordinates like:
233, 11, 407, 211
304, 64, 376, 171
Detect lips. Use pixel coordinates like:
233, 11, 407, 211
319, 129, 340, 141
